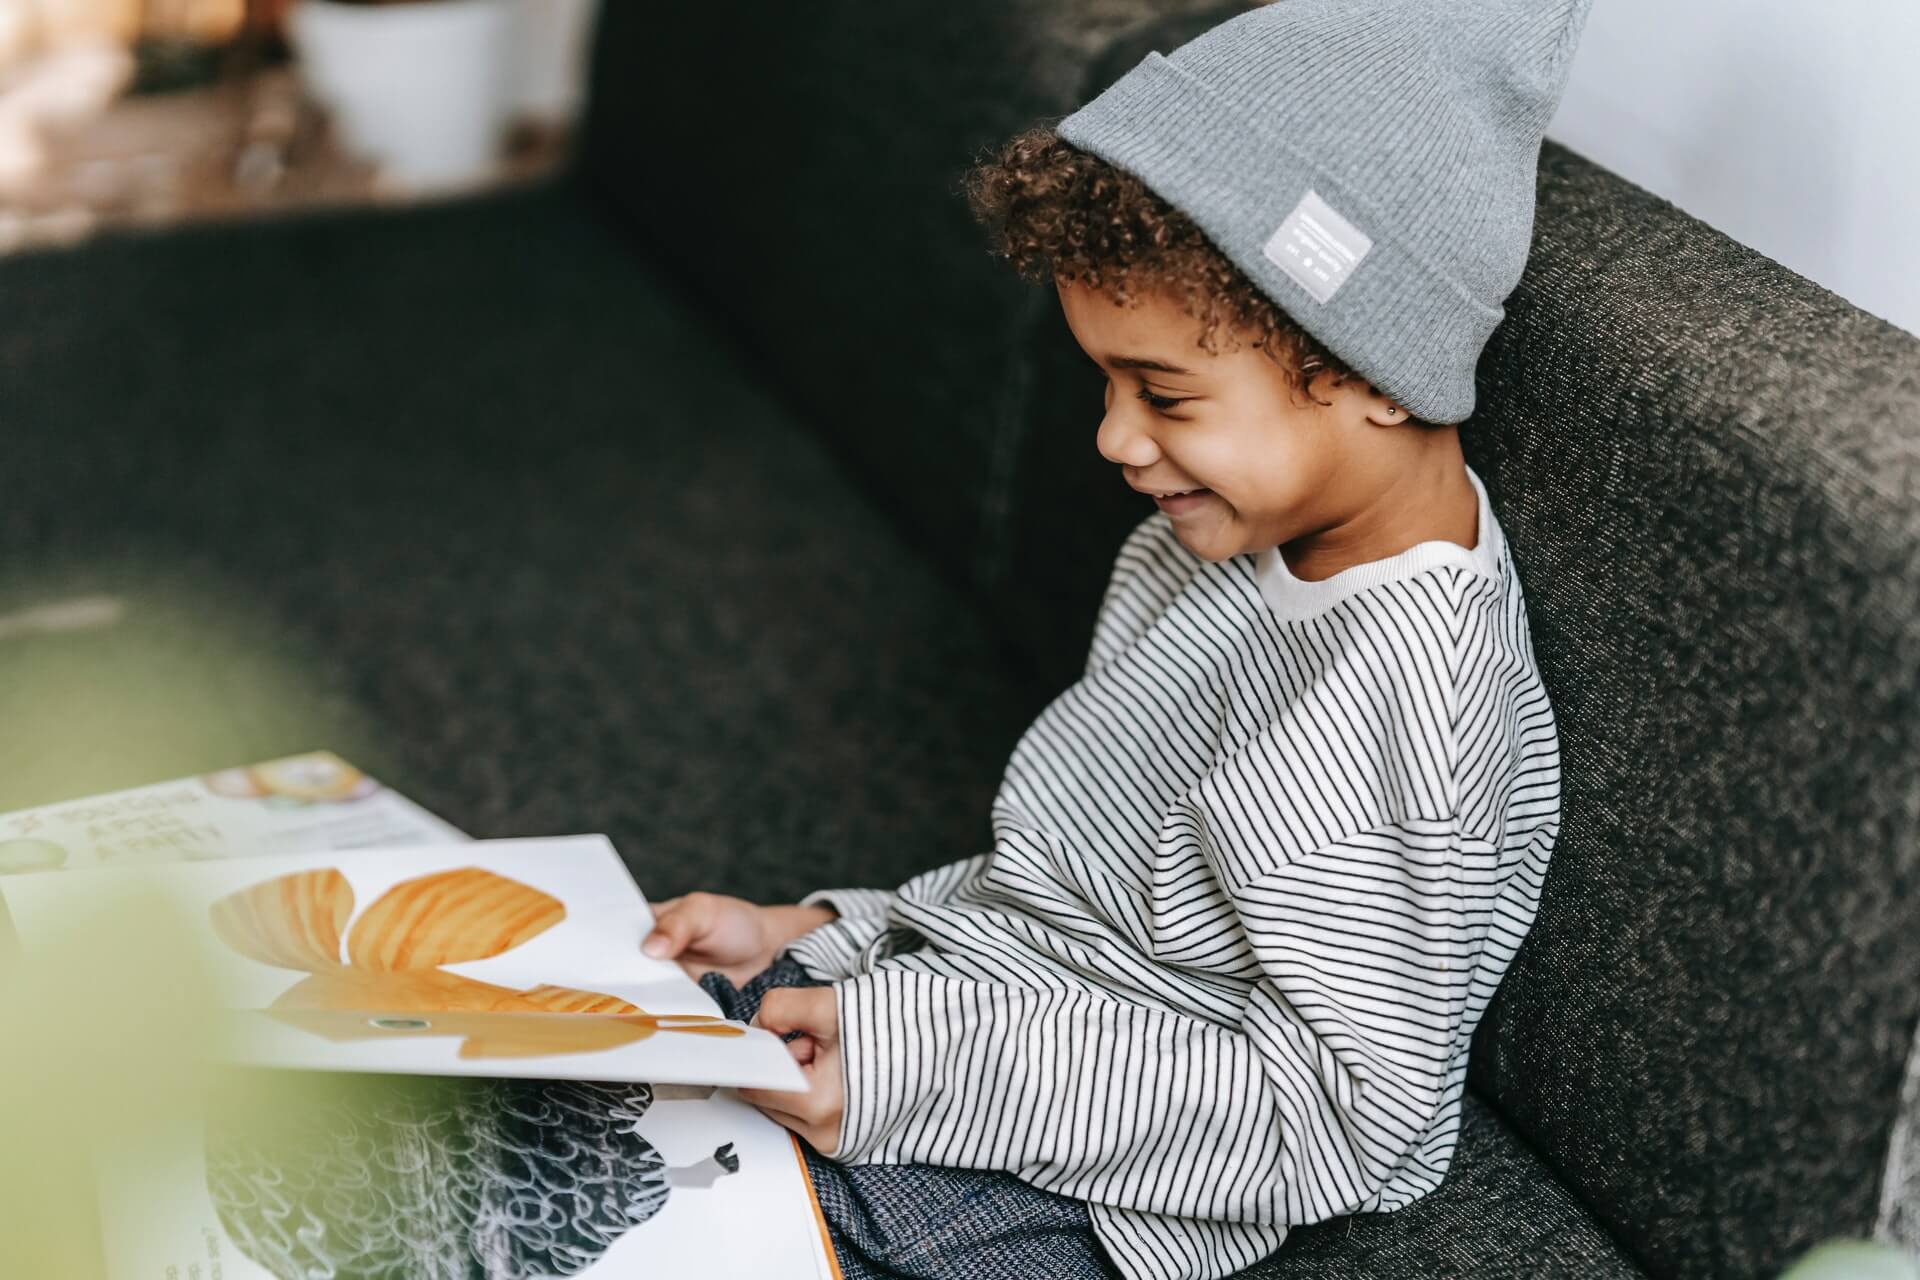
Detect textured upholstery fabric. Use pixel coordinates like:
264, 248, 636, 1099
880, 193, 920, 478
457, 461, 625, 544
1884, 1021, 1920, 1254
578, 0, 1236, 619
1450, 143, 1920, 1279
1245, 1091, 1645, 1279
0, 186, 1042, 902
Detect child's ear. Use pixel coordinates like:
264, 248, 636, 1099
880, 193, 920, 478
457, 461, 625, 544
1303, 368, 1408, 426
1359, 385, 1410, 428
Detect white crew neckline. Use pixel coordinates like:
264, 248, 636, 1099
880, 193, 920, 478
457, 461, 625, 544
1253, 464, 1505, 623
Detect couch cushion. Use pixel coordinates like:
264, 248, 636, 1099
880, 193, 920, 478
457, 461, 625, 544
1882, 1020, 1920, 1255
0, 184, 1043, 901
1450, 144, 1920, 1277
1243, 1091, 1644, 1278
578, 0, 1246, 632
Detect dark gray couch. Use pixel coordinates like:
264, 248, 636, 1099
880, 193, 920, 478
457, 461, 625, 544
4, 3, 1916, 1277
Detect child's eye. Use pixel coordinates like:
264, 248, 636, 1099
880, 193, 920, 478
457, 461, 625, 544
1135, 386, 1187, 413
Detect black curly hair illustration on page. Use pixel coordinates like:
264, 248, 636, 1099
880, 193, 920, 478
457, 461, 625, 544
205, 1071, 740, 1279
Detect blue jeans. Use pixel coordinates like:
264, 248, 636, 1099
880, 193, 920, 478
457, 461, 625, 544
700, 959, 1118, 1280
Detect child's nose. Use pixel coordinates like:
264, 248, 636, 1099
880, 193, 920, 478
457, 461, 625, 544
1095, 403, 1160, 469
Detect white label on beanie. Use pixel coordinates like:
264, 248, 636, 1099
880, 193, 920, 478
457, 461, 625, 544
1263, 190, 1372, 304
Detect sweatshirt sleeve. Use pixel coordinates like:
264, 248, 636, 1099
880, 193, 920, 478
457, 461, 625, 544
826, 818, 1471, 1244
783, 855, 993, 981
781, 887, 898, 980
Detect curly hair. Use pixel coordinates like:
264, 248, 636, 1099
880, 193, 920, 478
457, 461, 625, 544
963, 124, 1420, 420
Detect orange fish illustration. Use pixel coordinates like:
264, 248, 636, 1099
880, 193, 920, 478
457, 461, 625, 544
209, 866, 742, 1059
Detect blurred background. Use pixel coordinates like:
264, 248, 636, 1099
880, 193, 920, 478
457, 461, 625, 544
0, 0, 1913, 337
0, 0, 597, 252
1550, 0, 1920, 339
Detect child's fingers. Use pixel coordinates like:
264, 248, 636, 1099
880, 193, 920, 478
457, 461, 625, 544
752, 1103, 840, 1156
737, 1081, 809, 1111
737, 1041, 825, 1109
740, 1049, 844, 1157
736, 1074, 816, 1123
642, 896, 709, 958
782, 1032, 818, 1067
739, 1080, 839, 1153
751, 987, 837, 1042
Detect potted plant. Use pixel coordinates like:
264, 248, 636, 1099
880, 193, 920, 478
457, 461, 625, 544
512, 0, 602, 129
287, 0, 518, 194
288, 0, 602, 194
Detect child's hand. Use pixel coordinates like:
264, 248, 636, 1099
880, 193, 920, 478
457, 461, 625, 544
642, 893, 834, 986
740, 987, 844, 1156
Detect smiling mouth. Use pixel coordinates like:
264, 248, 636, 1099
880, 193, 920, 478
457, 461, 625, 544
1149, 488, 1216, 518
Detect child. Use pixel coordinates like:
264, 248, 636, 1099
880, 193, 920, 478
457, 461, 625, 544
645, 1, 1588, 1276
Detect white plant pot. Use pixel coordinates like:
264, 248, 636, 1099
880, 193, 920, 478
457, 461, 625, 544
288, 0, 516, 194
512, 0, 603, 127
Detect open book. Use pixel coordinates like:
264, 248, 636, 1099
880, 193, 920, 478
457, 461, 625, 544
0, 754, 842, 1280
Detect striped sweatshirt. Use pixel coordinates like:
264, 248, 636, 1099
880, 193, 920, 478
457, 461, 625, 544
785, 464, 1562, 1280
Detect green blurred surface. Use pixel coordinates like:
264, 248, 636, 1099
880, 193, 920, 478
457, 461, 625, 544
1778, 1240, 1920, 1280
0, 555, 390, 815
0, 887, 211, 1279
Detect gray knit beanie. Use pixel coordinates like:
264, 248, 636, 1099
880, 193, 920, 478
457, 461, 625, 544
1056, 0, 1594, 424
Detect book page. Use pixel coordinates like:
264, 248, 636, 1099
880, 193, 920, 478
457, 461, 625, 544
101, 1082, 837, 1280
0, 751, 464, 874
0, 757, 842, 1279
0, 835, 807, 1091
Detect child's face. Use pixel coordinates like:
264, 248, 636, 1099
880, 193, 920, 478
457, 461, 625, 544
1055, 277, 1411, 563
